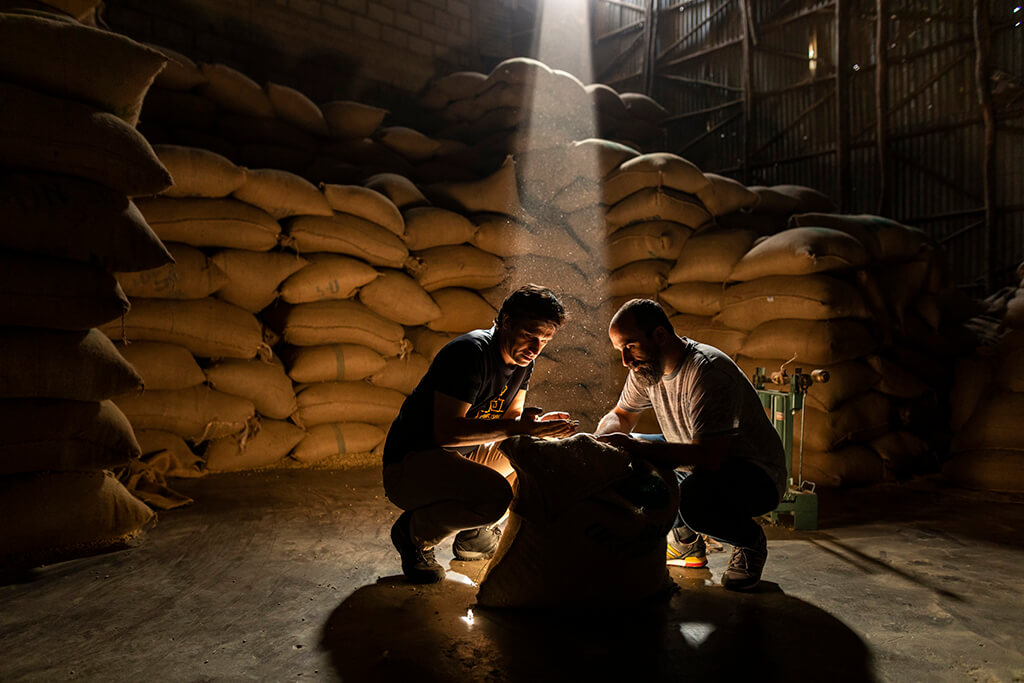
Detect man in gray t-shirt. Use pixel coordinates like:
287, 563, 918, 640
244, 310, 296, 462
595, 299, 785, 591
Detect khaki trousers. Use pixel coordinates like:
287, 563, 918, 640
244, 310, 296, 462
383, 442, 514, 547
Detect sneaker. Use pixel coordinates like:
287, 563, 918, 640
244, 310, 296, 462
453, 525, 501, 561
391, 511, 445, 584
721, 530, 768, 591
666, 527, 707, 568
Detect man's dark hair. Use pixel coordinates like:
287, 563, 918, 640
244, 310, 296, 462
613, 298, 673, 336
496, 284, 566, 327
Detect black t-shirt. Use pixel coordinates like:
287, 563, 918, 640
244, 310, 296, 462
382, 326, 532, 465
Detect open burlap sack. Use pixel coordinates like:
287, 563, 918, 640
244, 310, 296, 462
0, 328, 142, 401
0, 13, 167, 125
0, 398, 140, 473
288, 213, 409, 267
0, 82, 172, 196
205, 419, 306, 472
154, 145, 247, 199
135, 429, 204, 478
0, 172, 172, 273
117, 341, 205, 391
477, 433, 678, 608
0, 470, 154, 566
117, 243, 229, 300
99, 297, 267, 360
136, 197, 280, 251
291, 422, 387, 463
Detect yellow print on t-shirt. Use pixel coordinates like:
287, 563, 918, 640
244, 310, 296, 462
473, 383, 509, 420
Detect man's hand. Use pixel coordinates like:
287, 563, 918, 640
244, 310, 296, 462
595, 432, 644, 454
518, 406, 578, 438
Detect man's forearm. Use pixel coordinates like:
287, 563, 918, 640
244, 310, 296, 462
595, 411, 631, 435
435, 417, 526, 448
635, 440, 722, 470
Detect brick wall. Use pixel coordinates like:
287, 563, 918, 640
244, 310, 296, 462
103, 0, 527, 121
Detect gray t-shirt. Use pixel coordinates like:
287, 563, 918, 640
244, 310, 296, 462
617, 339, 787, 498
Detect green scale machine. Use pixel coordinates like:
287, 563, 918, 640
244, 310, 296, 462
752, 365, 829, 531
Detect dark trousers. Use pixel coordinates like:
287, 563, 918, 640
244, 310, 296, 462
636, 434, 779, 550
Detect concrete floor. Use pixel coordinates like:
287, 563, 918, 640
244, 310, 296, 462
1, 467, 1023, 682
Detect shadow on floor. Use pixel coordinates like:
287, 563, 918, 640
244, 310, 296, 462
321, 572, 876, 682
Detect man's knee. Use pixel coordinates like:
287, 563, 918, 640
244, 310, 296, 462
468, 475, 513, 522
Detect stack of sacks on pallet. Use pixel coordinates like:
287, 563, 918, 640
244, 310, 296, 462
945, 262, 1024, 493
0, 9, 170, 564
103, 148, 310, 474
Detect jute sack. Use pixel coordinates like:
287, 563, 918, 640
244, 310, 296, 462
280, 253, 378, 304
793, 392, 891, 452
871, 431, 932, 481
660, 282, 723, 316
265, 82, 329, 136
0, 470, 154, 564
0, 14, 167, 125
321, 100, 388, 139
270, 300, 409, 356
136, 197, 280, 251
735, 356, 878, 412
407, 245, 506, 292
210, 249, 308, 313
117, 341, 205, 391
586, 82, 629, 118
141, 87, 218, 129
147, 43, 205, 91
368, 353, 430, 394
1004, 289, 1024, 329
322, 184, 404, 236
283, 343, 387, 383
205, 358, 297, 419
288, 214, 408, 267
470, 214, 532, 257
997, 351, 1024, 392
570, 138, 640, 179
291, 422, 387, 463
669, 314, 747, 358
741, 318, 876, 366
944, 450, 1024, 493
952, 392, 1024, 453
602, 153, 710, 206
551, 177, 601, 214
607, 221, 691, 271
99, 297, 266, 360
0, 82, 172, 196
117, 243, 229, 300
406, 326, 458, 361
0, 171, 171, 273
198, 63, 273, 117
205, 419, 305, 472
295, 382, 405, 426
358, 269, 442, 325
621, 92, 669, 122
748, 186, 800, 216
0, 329, 141, 401
0, 252, 129, 330
950, 356, 993, 431
789, 213, 929, 263
696, 173, 758, 216
375, 126, 440, 162
235, 144, 314, 175
476, 434, 678, 608
136, 429, 203, 477
426, 288, 497, 333
484, 56, 555, 89
426, 156, 521, 215
605, 187, 712, 234
402, 206, 476, 251
0, 398, 140, 473
715, 274, 871, 331
26, 0, 101, 19
873, 257, 931, 324
114, 385, 255, 442
153, 145, 247, 198
232, 168, 331, 219
431, 71, 487, 101
608, 260, 670, 298
799, 445, 884, 488
769, 185, 836, 214
728, 228, 869, 281
667, 228, 756, 284
865, 354, 930, 399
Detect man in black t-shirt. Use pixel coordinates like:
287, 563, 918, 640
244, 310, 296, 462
383, 284, 578, 583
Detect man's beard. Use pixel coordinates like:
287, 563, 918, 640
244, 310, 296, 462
631, 352, 664, 387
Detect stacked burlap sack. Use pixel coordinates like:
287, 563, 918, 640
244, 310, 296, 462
136, 46, 475, 187
0, 8, 172, 564
945, 262, 1024, 492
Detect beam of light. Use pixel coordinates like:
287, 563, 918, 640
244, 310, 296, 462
678, 622, 715, 648
460, 608, 475, 627
446, 571, 477, 587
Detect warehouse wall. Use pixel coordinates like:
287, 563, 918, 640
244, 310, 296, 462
104, 0, 528, 119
